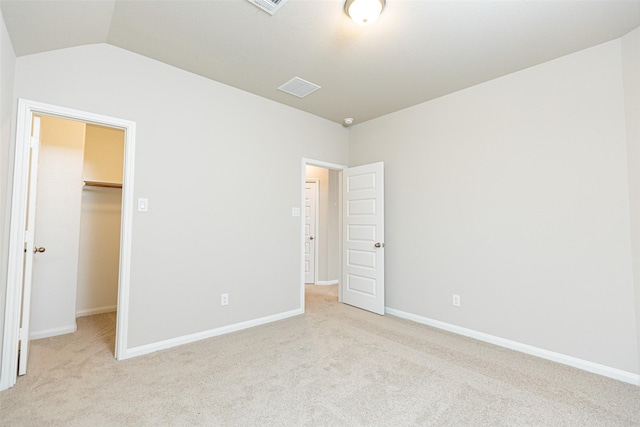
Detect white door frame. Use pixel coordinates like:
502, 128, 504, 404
301, 158, 346, 312
1, 99, 136, 390
305, 179, 319, 284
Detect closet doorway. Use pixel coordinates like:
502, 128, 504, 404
29, 115, 124, 343
2, 99, 136, 390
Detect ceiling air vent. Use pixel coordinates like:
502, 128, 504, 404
278, 77, 321, 98
248, 0, 288, 15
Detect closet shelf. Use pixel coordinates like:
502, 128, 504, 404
83, 180, 122, 189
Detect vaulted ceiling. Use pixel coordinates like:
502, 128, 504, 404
2, 1, 639, 125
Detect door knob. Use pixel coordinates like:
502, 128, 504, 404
309, 236, 314, 240
33, 246, 46, 254
374, 242, 384, 248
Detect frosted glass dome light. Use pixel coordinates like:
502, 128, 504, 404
345, 0, 385, 26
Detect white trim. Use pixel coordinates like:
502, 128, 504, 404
303, 158, 348, 171
386, 307, 640, 386
30, 324, 77, 340
301, 158, 347, 314
76, 305, 117, 317
315, 280, 339, 286
124, 308, 303, 359
1, 99, 136, 391
337, 172, 343, 303
1, 101, 31, 391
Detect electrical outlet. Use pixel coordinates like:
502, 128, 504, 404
452, 294, 461, 307
221, 293, 229, 306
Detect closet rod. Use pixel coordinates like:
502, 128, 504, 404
83, 180, 122, 189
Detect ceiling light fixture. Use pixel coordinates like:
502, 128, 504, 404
344, 0, 385, 25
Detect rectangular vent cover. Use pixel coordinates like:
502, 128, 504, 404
248, 0, 288, 15
278, 77, 321, 98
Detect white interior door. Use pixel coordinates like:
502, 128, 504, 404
17, 115, 41, 376
305, 180, 317, 284
29, 116, 85, 338
342, 162, 384, 315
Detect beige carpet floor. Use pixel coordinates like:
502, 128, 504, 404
1, 285, 639, 426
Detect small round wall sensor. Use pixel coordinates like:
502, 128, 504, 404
343, 118, 354, 126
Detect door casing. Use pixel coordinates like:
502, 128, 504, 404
1, 99, 136, 391
301, 159, 346, 312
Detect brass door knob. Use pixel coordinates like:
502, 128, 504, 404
33, 246, 46, 254
374, 242, 384, 248
309, 236, 314, 240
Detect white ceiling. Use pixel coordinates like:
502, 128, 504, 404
2, 0, 639, 125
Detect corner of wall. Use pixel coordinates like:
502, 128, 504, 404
621, 26, 640, 376
350, 36, 639, 374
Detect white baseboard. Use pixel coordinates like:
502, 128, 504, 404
30, 323, 77, 340
315, 280, 339, 286
124, 308, 304, 359
385, 307, 640, 386
76, 305, 117, 317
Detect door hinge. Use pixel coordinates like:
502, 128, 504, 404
24, 230, 33, 243
19, 327, 27, 341
30, 136, 39, 149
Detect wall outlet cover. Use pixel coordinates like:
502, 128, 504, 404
452, 294, 461, 307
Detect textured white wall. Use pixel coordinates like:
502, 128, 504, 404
327, 169, 340, 281
349, 39, 639, 374
76, 124, 124, 315
0, 8, 16, 386
12, 44, 348, 348
622, 28, 640, 371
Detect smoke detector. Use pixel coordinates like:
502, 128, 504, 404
248, 0, 288, 15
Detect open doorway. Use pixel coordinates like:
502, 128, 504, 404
300, 158, 386, 316
27, 115, 124, 343
305, 166, 340, 286
300, 159, 346, 312
1, 99, 136, 391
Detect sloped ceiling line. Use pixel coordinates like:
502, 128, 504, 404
1, 0, 639, 124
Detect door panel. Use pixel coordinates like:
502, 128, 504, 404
30, 116, 85, 337
342, 162, 384, 315
18, 115, 41, 376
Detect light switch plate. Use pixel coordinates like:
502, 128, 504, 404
138, 198, 148, 212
